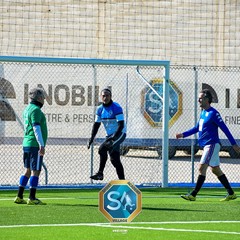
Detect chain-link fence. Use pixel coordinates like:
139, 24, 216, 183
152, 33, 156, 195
0, 58, 240, 188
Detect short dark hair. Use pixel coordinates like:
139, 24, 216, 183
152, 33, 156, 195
101, 88, 112, 96
201, 89, 212, 103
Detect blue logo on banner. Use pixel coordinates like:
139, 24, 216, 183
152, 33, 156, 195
142, 78, 182, 127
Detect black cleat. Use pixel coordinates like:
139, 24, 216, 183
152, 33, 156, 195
90, 172, 104, 180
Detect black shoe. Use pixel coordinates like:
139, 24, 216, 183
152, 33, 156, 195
90, 172, 104, 180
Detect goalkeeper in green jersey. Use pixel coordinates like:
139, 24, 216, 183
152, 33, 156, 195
14, 87, 48, 205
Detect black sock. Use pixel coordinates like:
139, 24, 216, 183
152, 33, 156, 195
191, 175, 206, 197
17, 186, 25, 199
218, 174, 234, 195
29, 188, 37, 200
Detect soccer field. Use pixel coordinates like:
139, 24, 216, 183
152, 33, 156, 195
1, 188, 240, 240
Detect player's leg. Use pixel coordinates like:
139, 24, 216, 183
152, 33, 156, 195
181, 163, 208, 201
109, 133, 126, 180
206, 143, 237, 201
211, 166, 237, 201
27, 147, 46, 205
28, 170, 40, 201
90, 142, 108, 180
110, 151, 125, 180
192, 144, 220, 196
189, 163, 208, 197
14, 151, 31, 204
181, 144, 217, 201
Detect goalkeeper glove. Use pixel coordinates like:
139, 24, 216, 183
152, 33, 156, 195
103, 137, 114, 149
87, 138, 94, 149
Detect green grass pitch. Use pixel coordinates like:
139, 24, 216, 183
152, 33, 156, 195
0, 188, 240, 240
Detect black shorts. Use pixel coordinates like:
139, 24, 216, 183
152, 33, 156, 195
107, 133, 126, 152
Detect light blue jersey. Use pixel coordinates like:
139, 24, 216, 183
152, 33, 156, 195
95, 101, 126, 136
183, 107, 236, 147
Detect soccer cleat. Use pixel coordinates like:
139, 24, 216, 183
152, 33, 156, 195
90, 172, 104, 180
220, 193, 237, 202
27, 198, 47, 205
180, 194, 196, 201
14, 196, 27, 204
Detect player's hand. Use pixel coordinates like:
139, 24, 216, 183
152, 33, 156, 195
87, 138, 93, 149
103, 138, 114, 149
106, 137, 114, 142
176, 133, 183, 139
39, 146, 45, 156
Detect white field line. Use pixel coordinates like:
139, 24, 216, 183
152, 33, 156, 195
1, 196, 240, 235
0, 221, 240, 235
128, 221, 240, 224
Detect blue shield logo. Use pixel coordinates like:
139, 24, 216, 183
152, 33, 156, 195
99, 180, 142, 222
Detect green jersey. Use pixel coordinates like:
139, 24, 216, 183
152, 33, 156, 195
23, 103, 48, 147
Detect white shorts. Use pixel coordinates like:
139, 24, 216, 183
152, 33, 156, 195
200, 143, 220, 167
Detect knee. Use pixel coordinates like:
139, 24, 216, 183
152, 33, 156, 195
98, 145, 108, 156
198, 167, 204, 175
211, 167, 216, 174
32, 170, 41, 177
198, 164, 207, 175
211, 167, 223, 176
25, 169, 31, 178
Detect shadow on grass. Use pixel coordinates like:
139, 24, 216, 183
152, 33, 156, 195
51, 203, 98, 207
50, 203, 213, 213
142, 206, 213, 212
